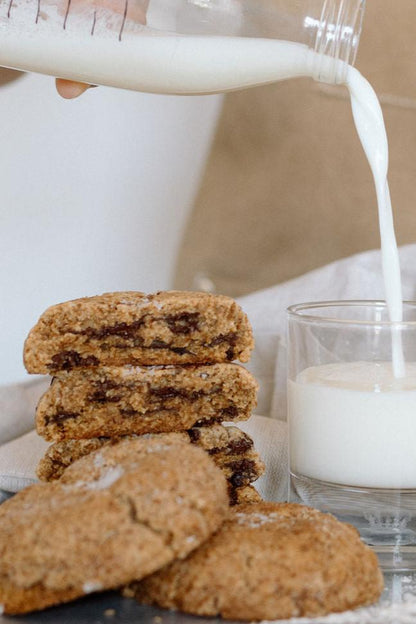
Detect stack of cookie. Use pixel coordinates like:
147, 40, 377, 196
24, 291, 264, 503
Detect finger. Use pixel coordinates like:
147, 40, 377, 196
55, 79, 94, 99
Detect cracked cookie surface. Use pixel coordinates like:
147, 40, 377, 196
24, 291, 254, 373
130, 502, 383, 621
0, 438, 228, 615
35, 363, 258, 441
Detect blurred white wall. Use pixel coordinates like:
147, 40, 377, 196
0, 72, 222, 384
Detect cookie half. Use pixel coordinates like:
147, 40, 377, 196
35, 363, 258, 441
130, 502, 383, 621
0, 438, 228, 615
228, 484, 262, 506
37, 425, 265, 496
24, 291, 254, 373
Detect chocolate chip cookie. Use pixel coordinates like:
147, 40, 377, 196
130, 502, 383, 621
35, 363, 258, 441
37, 425, 264, 499
24, 291, 254, 373
0, 438, 229, 615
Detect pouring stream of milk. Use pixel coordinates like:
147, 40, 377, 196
346, 68, 405, 377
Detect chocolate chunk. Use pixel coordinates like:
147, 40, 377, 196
150, 340, 169, 349
228, 485, 239, 506
149, 340, 190, 356
226, 347, 235, 361
165, 312, 200, 334
119, 409, 139, 418
149, 387, 205, 401
210, 333, 238, 347
81, 320, 144, 339
227, 437, 253, 455
187, 428, 201, 443
194, 416, 224, 427
88, 380, 123, 403
171, 347, 190, 355
207, 434, 253, 456
88, 391, 121, 403
47, 351, 99, 371
206, 333, 238, 360
149, 386, 183, 400
228, 459, 257, 487
221, 405, 238, 418
44, 412, 79, 426
207, 446, 223, 456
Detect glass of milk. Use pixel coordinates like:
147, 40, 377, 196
287, 300, 416, 571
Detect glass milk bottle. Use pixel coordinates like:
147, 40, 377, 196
0, 0, 365, 92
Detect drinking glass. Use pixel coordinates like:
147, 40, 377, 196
287, 300, 416, 571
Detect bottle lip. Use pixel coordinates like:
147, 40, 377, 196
312, 0, 366, 84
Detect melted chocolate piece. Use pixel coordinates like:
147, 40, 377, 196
88, 380, 123, 403
88, 391, 122, 404
47, 351, 99, 371
207, 436, 253, 457
149, 387, 205, 401
149, 340, 191, 356
207, 333, 238, 360
226, 347, 235, 361
228, 486, 239, 506
44, 412, 79, 426
194, 416, 224, 427
209, 332, 238, 347
81, 320, 144, 339
165, 312, 200, 334
187, 428, 201, 443
221, 405, 238, 418
149, 386, 184, 400
118, 409, 134, 417
228, 459, 258, 487
227, 436, 253, 454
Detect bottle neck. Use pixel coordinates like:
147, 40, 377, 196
310, 0, 365, 84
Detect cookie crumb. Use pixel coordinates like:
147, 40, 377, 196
153, 616, 163, 623
82, 581, 103, 594
104, 608, 116, 617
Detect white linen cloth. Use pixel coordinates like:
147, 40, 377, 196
0, 377, 49, 444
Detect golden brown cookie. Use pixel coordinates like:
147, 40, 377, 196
0, 438, 229, 615
131, 502, 383, 621
24, 291, 254, 373
35, 363, 258, 441
37, 425, 264, 497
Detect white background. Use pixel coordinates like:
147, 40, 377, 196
0, 72, 222, 384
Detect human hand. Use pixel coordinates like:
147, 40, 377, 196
56, 0, 149, 98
